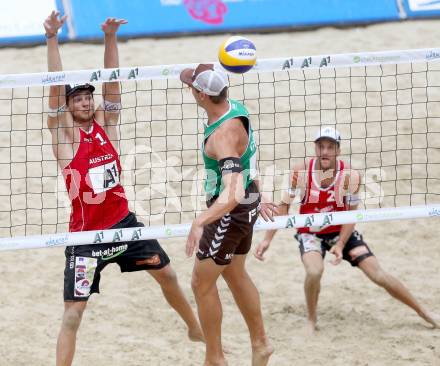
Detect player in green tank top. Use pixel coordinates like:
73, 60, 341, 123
180, 64, 276, 366
202, 98, 258, 199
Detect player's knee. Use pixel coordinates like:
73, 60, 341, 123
369, 268, 388, 287
155, 265, 178, 287
62, 306, 84, 332
222, 267, 247, 285
191, 273, 212, 298
191, 274, 202, 294
304, 263, 324, 281
150, 265, 178, 289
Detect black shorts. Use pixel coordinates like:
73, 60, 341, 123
296, 230, 374, 267
64, 212, 170, 301
197, 181, 260, 265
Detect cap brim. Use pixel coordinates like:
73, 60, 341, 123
315, 136, 339, 144
180, 68, 194, 86
66, 84, 95, 97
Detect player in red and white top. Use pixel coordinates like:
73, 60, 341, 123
255, 126, 438, 333
44, 11, 203, 366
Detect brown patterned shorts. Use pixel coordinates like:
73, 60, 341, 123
197, 182, 260, 265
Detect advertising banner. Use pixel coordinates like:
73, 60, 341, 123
402, 0, 440, 17
69, 0, 400, 39
3, 1, 438, 46
0, 0, 67, 45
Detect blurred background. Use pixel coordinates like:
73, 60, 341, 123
1, 0, 439, 46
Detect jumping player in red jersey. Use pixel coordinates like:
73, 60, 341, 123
44, 11, 203, 366
255, 126, 438, 334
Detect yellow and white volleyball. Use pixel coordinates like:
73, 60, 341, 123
218, 36, 256, 74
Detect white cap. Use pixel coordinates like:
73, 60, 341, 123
180, 64, 229, 96
315, 126, 341, 144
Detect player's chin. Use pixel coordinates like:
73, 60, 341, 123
320, 158, 331, 168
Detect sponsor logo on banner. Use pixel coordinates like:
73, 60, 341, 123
0, 78, 17, 86
90, 70, 102, 82
92, 244, 128, 260
285, 216, 297, 228
356, 211, 403, 221
408, 0, 440, 11
282, 56, 331, 70
428, 208, 440, 217
426, 50, 440, 60
45, 234, 69, 247
353, 55, 401, 64
41, 73, 66, 85
0, 0, 57, 38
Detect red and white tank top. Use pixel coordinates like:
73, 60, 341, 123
298, 158, 347, 234
63, 120, 129, 232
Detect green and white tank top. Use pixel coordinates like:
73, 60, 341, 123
202, 99, 257, 198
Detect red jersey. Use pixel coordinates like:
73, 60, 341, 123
63, 120, 129, 232
298, 158, 347, 234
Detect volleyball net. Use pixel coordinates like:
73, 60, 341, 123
0, 47, 440, 251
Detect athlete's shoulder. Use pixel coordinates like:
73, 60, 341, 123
229, 99, 249, 116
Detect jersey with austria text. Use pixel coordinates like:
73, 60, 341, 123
297, 158, 347, 234
63, 120, 129, 232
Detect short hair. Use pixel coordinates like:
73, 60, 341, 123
208, 87, 228, 104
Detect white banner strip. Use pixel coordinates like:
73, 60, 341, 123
0, 48, 439, 89
0, 204, 439, 252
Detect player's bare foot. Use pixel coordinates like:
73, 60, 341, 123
203, 358, 228, 366
305, 319, 318, 336
188, 327, 205, 342
251, 338, 274, 366
419, 311, 439, 329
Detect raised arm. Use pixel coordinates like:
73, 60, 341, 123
96, 18, 127, 134
44, 11, 67, 121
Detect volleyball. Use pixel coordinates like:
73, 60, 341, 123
218, 36, 257, 74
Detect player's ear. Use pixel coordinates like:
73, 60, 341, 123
199, 92, 207, 101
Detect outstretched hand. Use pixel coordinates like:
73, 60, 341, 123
186, 221, 203, 258
43, 10, 67, 37
259, 193, 279, 222
101, 18, 128, 35
254, 239, 271, 261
